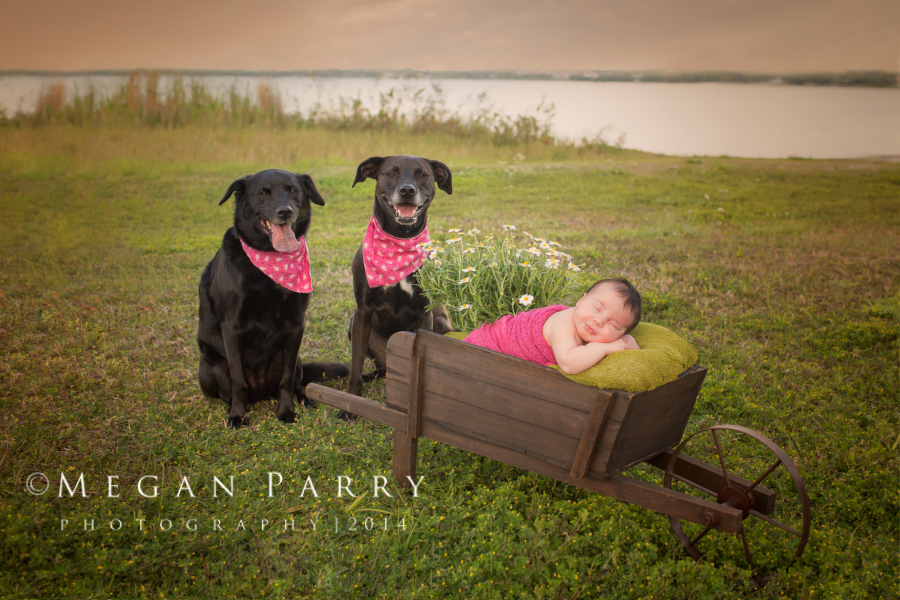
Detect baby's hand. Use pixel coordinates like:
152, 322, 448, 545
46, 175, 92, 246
604, 339, 630, 354
622, 334, 639, 350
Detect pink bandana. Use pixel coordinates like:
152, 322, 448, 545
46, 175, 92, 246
362, 216, 430, 287
240, 237, 312, 293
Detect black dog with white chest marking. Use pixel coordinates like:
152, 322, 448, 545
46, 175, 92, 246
198, 169, 348, 428
344, 155, 454, 413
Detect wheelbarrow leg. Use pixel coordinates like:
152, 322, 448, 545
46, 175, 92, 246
393, 430, 418, 488
395, 335, 425, 489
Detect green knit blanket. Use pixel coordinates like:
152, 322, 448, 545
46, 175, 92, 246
446, 322, 697, 392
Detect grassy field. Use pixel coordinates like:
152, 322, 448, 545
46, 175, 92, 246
0, 124, 898, 599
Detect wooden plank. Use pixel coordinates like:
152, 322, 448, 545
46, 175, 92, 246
570, 390, 616, 478
306, 384, 407, 432
646, 449, 777, 515
421, 419, 744, 534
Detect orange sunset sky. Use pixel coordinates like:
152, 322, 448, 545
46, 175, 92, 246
2, 0, 898, 73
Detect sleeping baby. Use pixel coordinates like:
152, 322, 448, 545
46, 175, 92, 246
462, 278, 642, 374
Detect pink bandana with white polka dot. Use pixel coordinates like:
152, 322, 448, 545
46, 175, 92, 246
362, 216, 430, 288
240, 237, 312, 293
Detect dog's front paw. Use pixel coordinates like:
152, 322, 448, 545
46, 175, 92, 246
227, 415, 251, 429
276, 407, 297, 424
336, 410, 358, 423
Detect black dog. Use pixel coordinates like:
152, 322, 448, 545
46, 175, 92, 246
344, 155, 454, 412
198, 169, 348, 428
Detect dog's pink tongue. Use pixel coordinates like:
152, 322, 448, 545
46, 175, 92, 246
271, 223, 300, 253
397, 204, 416, 218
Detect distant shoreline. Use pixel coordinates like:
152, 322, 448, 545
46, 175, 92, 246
1, 68, 897, 88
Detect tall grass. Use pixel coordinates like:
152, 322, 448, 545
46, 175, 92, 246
3, 70, 599, 149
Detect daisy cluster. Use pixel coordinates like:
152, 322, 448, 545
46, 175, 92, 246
416, 225, 585, 331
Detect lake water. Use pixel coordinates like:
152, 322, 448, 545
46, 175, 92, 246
2, 73, 898, 159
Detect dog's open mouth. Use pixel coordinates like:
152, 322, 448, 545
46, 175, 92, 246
259, 218, 300, 253
390, 203, 420, 222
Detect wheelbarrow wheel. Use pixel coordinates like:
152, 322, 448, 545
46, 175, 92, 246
663, 424, 811, 574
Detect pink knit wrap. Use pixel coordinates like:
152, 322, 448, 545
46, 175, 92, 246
462, 305, 568, 366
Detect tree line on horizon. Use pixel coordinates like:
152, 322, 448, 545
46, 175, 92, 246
3, 68, 897, 88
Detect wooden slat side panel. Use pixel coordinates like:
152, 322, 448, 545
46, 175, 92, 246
420, 419, 743, 535
417, 386, 582, 467
596, 368, 707, 475
416, 364, 593, 439
407, 331, 598, 412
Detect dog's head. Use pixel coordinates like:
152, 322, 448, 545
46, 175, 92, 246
219, 169, 325, 252
352, 155, 451, 235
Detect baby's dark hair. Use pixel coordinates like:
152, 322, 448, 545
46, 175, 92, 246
585, 277, 642, 333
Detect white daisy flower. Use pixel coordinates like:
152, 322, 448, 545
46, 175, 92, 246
567, 262, 582, 272
462, 247, 475, 254
458, 304, 472, 311
527, 247, 542, 256
544, 257, 561, 269
447, 237, 462, 245
467, 228, 480, 235
462, 267, 477, 273
519, 261, 532, 268
502, 224, 517, 231
549, 240, 561, 246
457, 277, 471, 284
448, 228, 462, 233
519, 295, 534, 306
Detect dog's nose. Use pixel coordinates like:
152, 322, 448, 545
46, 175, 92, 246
276, 206, 294, 221
398, 184, 416, 198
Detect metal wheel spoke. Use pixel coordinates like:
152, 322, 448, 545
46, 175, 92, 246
740, 528, 756, 570
670, 473, 718, 498
748, 510, 801, 537
688, 525, 713, 549
711, 429, 733, 487
744, 458, 782, 496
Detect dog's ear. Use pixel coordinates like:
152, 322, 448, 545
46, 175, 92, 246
219, 175, 252, 206
295, 173, 325, 206
352, 156, 385, 187
428, 159, 452, 195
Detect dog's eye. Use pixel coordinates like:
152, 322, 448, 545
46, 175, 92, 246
386, 171, 397, 177
290, 187, 299, 195
258, 190, 268, 196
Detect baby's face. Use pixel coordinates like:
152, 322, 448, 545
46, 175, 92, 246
573, 284, 634, 344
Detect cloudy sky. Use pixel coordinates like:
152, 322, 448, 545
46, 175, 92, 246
2, 0, 898, 73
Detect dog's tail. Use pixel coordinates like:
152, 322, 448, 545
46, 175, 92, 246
300, 362, 350, 386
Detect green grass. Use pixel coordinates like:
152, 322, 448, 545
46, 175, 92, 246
0, 125, 898, 599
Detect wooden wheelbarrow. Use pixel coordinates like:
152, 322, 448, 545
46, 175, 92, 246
308, 330, 810, 571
